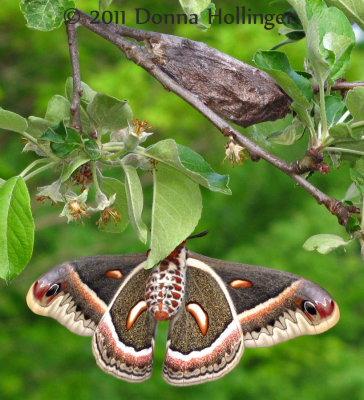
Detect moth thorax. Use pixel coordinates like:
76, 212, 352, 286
145, 247, 187, 321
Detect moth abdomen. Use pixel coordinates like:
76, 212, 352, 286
145, 247, 187, 321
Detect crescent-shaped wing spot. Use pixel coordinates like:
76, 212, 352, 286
186, 302, 209, 336
105, 269, 124, 279
229, 279, 253, 288
126, 300, 148, 331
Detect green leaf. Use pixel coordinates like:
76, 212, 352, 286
350, 168, 364, 194
65, 125, 82, 144
0, 108, 28, 133
343, 182, 360, 202
303, 234, 351, 254
61, 155, 90, 183
305, 4, 355, 82
0, 178, 5, 187
277, 26, 305, 42
144, 139, 230, 194
87, 93, 133, 134
45, 95, 71, 123
44, 120, 81, 143
42, 121, 81, 158
20, 0, 76, 31
178, 0, 215, 30
253, 50, 312, 108
177, 144, 230, 193
345, 216, 361, 233
282, 8, 303, 30
0, 177, 34, 280
269, 119, 304, 145
290, 102, 314, 129
26, 116, 53, 137
41, 127, 65, 143
50, 142, 79, 158
146, 164, 202, 269
275, 9, 305, 46
329, 122, 352, 139
346, 87, 364, 121
325, 95, 346, 127
99, 0, 113, 12
332, 139, 364, 155
306, 16, 330, 84
197, 3, 215, 30
244, 114, 294, 143
306, 0, 327, 20
122, 163, 148, 243
99, 176, 129, 233
355, 157, 364, 176
323, 35, 355, 80
179, 0, 210, 15
326, 0, 364, 31
65, 78, 97, 105
83, 137, 101, 160
287, 0, 310, 31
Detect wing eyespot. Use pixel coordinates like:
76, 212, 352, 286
301, 300, 321, 323
302, 301, 317, 316
45, 283, 61, 297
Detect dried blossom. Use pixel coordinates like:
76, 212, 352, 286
36, 180, 63, 204
97, 207, 121, 228
223, 136, 248, 166
60, 190, 90, 223
72, 162, 93, 186
88, 191, 116, 212
111, 119, 153, 150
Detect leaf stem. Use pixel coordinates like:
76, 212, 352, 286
360, 194, 364, 261
103, 142, 126, 148
326, 147, 364, 157
91, 161, 101, 193
337, 110, 351, 124
319, 82, 328, 144
351, 121, 364, 129
102, 150, 126, 160
102, 146, 125, 152
19, 158, 54, 178
23, 162, 58, 181
21, 131, 58, 160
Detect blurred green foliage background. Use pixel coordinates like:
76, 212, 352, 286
1, 0, 364, 399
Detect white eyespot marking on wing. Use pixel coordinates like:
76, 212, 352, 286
126, 300, 148, 331
186, 302, 209, 336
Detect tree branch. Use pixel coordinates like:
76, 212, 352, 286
66, 22, 83, 132
78, 12, 290, 128
77, 11, 359, 225
313, 81, 364, 93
